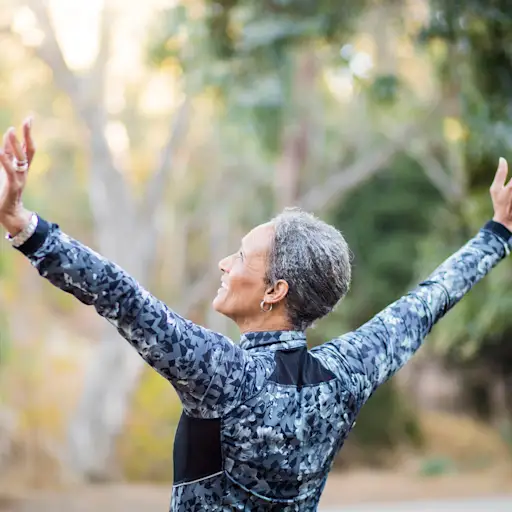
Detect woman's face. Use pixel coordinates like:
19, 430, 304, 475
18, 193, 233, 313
213, 223, 274, 325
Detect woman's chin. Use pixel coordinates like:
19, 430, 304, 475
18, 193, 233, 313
212, 291, 226, 312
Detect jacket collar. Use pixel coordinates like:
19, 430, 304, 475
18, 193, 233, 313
239, 330, 307, 351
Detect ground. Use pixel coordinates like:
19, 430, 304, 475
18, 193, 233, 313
1, 469, 511, 511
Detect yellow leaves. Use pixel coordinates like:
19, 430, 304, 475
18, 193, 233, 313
19, 403, 63, 435
0, 252, 21, 302
119, 367, 182, 481
429, 38, 448, 61
50, 356, 79, 374
27, 152, 52, 178
1, 339, 85, 464
51, 95, 73, 118
159, 57, 182, 76
419, 411, 511, 468
355, 33, 376, 56
443, 117, 467, 142
47, 285, 78, 313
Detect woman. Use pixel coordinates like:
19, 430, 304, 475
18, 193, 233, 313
1, 120, 512, 511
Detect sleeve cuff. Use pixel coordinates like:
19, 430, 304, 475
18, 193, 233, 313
15, 215, 52, 256
483, 220, 512, 247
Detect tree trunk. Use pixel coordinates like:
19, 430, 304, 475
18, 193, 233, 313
17, 0, 194, 482
274, 51, 316, 211
489, 373, 510, 431
66, 323, 145, 481
0, 408, 16, 474
65, 202, 153, 480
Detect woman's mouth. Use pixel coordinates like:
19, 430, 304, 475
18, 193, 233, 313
217, 281, 228, 294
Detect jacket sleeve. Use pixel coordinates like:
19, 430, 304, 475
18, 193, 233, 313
311, 220, 512, 403
14, 216, 267, 417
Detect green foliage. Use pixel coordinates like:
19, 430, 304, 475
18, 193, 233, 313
147, 1, 370, 156
499, 422, 512, 456
200, 0, 369, 58
325, 153, 444, 330
350, 381, 423, 455
417, 0, 512, 392
420, 0, 512, 166
368, 74, 402, 106
119, 368, 182, 482
419, 456, 456, 476
310, 153, 443, 453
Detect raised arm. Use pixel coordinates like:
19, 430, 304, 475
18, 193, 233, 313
312, 159, 512, 403
0, 122, 269, 417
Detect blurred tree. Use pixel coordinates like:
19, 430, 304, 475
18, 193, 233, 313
321, 154, 444, 333
419, 0, 512, 425
4, 0, 206, 481
148, 0, 435, 215
311, 152, 444, 460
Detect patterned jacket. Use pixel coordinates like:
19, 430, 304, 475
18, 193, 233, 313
15, 216, 512, 511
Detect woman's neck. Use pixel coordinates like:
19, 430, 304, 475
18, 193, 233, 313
237, 314, 293, 335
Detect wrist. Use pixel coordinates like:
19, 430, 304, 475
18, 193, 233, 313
489, 217, 512, 240
2, 208, 33, 236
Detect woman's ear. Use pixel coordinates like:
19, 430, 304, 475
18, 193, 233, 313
264, 279, 289, 305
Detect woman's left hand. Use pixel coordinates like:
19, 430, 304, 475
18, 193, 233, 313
0, 117, 36, 234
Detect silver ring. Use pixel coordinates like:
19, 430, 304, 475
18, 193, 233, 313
13, 158, 28, 172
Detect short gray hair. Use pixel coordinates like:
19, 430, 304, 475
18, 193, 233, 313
266, 207, 352, 331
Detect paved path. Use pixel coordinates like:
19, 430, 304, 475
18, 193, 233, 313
3, 471, 511, 511
8, 494, 512, 512
324, 496, 512, 512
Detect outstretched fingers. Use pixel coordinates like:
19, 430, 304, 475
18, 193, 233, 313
22, 117, 35, 164
7, 128, 26, 163
491, 157, 509, 191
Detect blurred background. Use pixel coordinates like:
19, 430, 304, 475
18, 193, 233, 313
0, 0, 512, 510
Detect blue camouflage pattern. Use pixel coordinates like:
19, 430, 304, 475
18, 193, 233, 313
17, 217, 512, 511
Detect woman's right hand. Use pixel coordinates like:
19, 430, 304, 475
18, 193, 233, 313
0, 117, 35, 235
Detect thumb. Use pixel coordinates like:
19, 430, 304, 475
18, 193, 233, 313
492, 157, 508, 189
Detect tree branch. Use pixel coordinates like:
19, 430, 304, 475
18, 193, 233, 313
298, 108, 440, 212
23, 0, 133, 224
298, 138, 404, 212
24, 0, 82, 101
408, 148, 464, 204
142, 99, 191, 221
83, 0, 113, 108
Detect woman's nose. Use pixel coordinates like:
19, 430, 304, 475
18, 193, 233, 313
218, 255, 231, 273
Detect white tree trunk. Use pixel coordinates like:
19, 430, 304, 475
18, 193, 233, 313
0, 408, 16, 474
65, 199, 153, 480
66, 323, 145, 481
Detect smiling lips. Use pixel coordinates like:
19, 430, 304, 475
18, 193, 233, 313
215, 279, 228, 297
